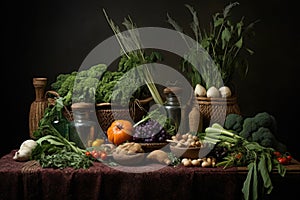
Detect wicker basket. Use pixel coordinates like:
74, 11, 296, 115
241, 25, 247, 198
196, 96, 241, 129
96, 97, 153, 132
46, 91, 153, 132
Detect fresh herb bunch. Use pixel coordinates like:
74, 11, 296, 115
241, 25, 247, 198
203, 123, 286, 200
103, 9, 164, 105
31, 96, 93, 169
110, 51, 162, 106
167, 2, 258, 89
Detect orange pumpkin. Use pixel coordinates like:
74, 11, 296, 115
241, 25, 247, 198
107, 120, 133, 145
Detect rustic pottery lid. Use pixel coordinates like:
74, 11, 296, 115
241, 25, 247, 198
163, 86, 182, 94
71, 102, 95, 110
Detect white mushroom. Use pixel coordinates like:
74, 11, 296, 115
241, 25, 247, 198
206, 86, 221, 98
219, 86, 232, 98
194, 84, 207, 97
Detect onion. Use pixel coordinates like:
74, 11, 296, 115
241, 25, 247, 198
206, 86, 221, 98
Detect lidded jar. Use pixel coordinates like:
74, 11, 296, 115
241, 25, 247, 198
70, 102, 105, 148
163, 87, 182, 133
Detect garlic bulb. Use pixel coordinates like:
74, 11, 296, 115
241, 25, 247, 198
206, 86, 221, 98
219, 86, 232, 98
194, 84, 206, 97
13, 139, 37, 161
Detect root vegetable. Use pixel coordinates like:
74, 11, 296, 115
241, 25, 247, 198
13, 139, 37, 161
200, 157, 215, 167
207, 86, 221, 98
219, 86, 232, 98
182, 159, 192, 166
194, 84, 207, 97
191, 159, 200, 166
201, 161, 210, 167
146, 150, 171, 165
188, 107, 202, 133
211, 157, 217, 167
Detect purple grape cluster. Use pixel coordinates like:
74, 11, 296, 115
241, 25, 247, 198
132, 119, 172, 143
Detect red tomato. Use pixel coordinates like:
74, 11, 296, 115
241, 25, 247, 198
286, 155, 292, 162
100, 151, 107, 160
277, 157, 288, 165
91, 150, 100, 159
273, 151, 281, 158
85, 151, 91, 157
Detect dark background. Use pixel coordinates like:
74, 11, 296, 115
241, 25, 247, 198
2, 0, 299, 160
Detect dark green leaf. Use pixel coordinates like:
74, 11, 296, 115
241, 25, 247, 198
242, 162, 254, 200
258, 154, 273, 194
214, 18, 223, 27
221, 27, 231, 49
235, 37, 243, 48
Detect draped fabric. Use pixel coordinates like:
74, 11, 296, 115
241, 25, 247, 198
1, 150, 299, 200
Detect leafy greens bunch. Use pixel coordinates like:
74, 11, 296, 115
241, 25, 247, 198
203, 123, 286, 200
50, 64, 107, 106
167, 2, 258, 89
50, 59, 160, 107
31, 97, 93, 169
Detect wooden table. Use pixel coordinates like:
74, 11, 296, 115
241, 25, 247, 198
1, 149, 300, 200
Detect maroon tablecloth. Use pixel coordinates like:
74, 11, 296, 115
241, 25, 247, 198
1, 150, 299, 200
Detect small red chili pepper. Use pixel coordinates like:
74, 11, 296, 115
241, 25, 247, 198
85, 151, 91, 157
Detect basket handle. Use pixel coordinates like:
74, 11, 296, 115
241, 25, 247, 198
44, 90, 73, 120
138, 96, 153, 104
96, 96, 153, 108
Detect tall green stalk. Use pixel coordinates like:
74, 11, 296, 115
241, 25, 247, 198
103, 9, 164, 105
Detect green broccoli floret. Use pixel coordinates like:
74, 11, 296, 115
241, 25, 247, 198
223, 113, 244, 133
253, 112, 277, 133
239, 117, 259, 141
251, 127, 275, 147
251, 127, 287, 152
238, 112, 287, 152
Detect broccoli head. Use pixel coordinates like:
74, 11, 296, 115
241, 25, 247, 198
251, 127, 287, 152
224, 113, 244, 133
251, 127, 275, 147
239, 117, 259, 141
237, 112, 287, 152
253, 112, 277, 133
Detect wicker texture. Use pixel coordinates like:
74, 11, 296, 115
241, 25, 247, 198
29, 78, 48, 138
196, 96, 241, 129
45, 90, 152, 132
96, 97, 153, 132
